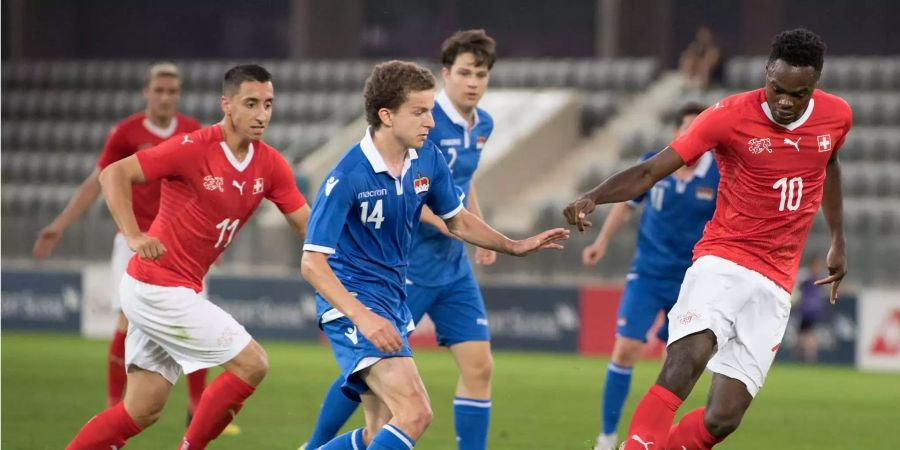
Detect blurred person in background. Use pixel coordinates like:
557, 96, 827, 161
792, 254, 828, 362
581, 102, 718, 450
30, 62, 219, 430
679, 26, 723, 91
301, 30, 501, 450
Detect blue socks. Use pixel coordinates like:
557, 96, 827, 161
453, 397, 491, 450
308, 376, 361, 448
368, 424, 415, 450
317, 427, 367, 450
602, 362, 633, 435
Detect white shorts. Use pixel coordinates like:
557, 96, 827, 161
120, 273, 252, 384
667, 255, 791, 397
110, 233, 134, 310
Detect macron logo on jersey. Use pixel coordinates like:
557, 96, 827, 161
344, 326, 359, 345
325, 177, 340, 196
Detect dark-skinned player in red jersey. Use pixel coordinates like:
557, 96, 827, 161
564, 29, 850, 450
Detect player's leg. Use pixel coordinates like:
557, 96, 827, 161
317, 391, 390, 450
67, 325, 179, 449
303, 375, 363, 449
427, 275, 492, 450
623, 257, 752, 450
107, 233, 132, 407
360, 356, 433, 449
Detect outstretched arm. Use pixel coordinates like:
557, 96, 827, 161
444, 209, 569, 257
33, 167, 103, 259
564, 148, 684, 231
815, 153, 846, 304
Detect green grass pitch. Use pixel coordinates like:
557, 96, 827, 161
3, 332, 898, 449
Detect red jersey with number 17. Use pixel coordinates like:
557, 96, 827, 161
127, 125, 307, 292
670, 88, 852, 292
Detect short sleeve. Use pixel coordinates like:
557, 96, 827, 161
832, 106, 853, 154
628, 152, 657, 206
96, 124, 129, 169
425, 148, 463, 219
134, 134, 195, 182
265, 153, 307, 213
303, 170, 353, 254
670, 104, 734, 165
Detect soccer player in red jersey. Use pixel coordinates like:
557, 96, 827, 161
65, 64, 310, 450
32, 63, 210, 417
564, 29, 850, 450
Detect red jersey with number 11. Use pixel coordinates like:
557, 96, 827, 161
127, 125, 306, 292
670, 88, 852, 292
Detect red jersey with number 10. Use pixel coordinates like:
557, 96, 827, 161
127, 125, 307, 292
670, 88, 852, 292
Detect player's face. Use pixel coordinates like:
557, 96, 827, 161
764, 59, 818, 125
442, 52, 490, 111
385, 89, 435, 149
143, 75, 181, 118
222, 81, 274, 140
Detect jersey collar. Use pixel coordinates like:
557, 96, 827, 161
360, 127, 418, 179
218, 125, 255, 173
142, 116, 179, 139
760, 98, 815, 131
436, 90, 479, 148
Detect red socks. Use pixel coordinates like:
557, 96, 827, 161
666, 408, 723, 450
623, 384, 683, 450
66, 402, 141, 450
107, 330, 127, 407
186, 369, 208, 414
180, 371, 255, 450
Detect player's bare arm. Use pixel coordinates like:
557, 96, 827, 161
467, 184, 497, 265
282, 204, 311, 242
564, 148, 684, 232
444, 208, 569, 256
33, 167, 103, 259
300, 251, 403, 353
582, 202, 634, 267
98, 155, 165, 260
420, 205, 456, 238
815, 151, 847, 303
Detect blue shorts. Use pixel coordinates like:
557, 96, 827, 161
319, 296, 414, 402
406, 271, 490, 347
617, 273, 684, 342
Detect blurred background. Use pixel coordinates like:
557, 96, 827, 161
2, 1, 899, 449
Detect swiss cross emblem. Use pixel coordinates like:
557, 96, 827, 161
203, 175, 224, 192
252, 178, 264, 195
817, 134, 832, 152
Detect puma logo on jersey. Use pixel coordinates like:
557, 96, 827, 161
325, 177, 340, 196
182, 135, 193, 145
783, 137, 801, 152
630, 434, 654, 449
345, 326, 359, 345
232, 180, 246, 195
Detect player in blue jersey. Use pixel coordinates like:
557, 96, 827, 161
301, 30, 502, 450
300, 60, 568, 450
583, 103, 717, 450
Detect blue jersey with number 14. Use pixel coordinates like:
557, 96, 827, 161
406, 91, 494, 287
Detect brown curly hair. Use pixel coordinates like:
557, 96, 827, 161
441, 29, 497, 70
363, 60, 436, 129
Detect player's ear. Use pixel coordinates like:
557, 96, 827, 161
441, 66, 451, 81
220, 96, 230, 116
378, 108, 393, 128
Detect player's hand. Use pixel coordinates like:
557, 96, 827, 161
814, 245, 846, 304
355, 310, 403, 353
563, 197, 596, 232
33, 225, 63, 259
126, 234, 166, 260
582, 242, 607, 266
475, 247, 497, 265
509, 228, 569, 257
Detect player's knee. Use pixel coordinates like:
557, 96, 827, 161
703, 407, 743, 438
396, 397, 433, 437
125, 399, 166, 429
235, 342, 269, 385
462, 354, 494, 384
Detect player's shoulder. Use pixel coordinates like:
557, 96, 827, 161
332, 142, 370, 176
175, 113, 203, 131
712, 89, 761, 113
112, 112, 147, 132
416, 140, 445, 164
475, 107, 494, 127
813, 89, 853, 120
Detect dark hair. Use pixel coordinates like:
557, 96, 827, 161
441, 29, 497, 70
223, 64, 272, 96
674, 102, 708, 127
363, 60, 436, 129
768, 28, 827, 75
